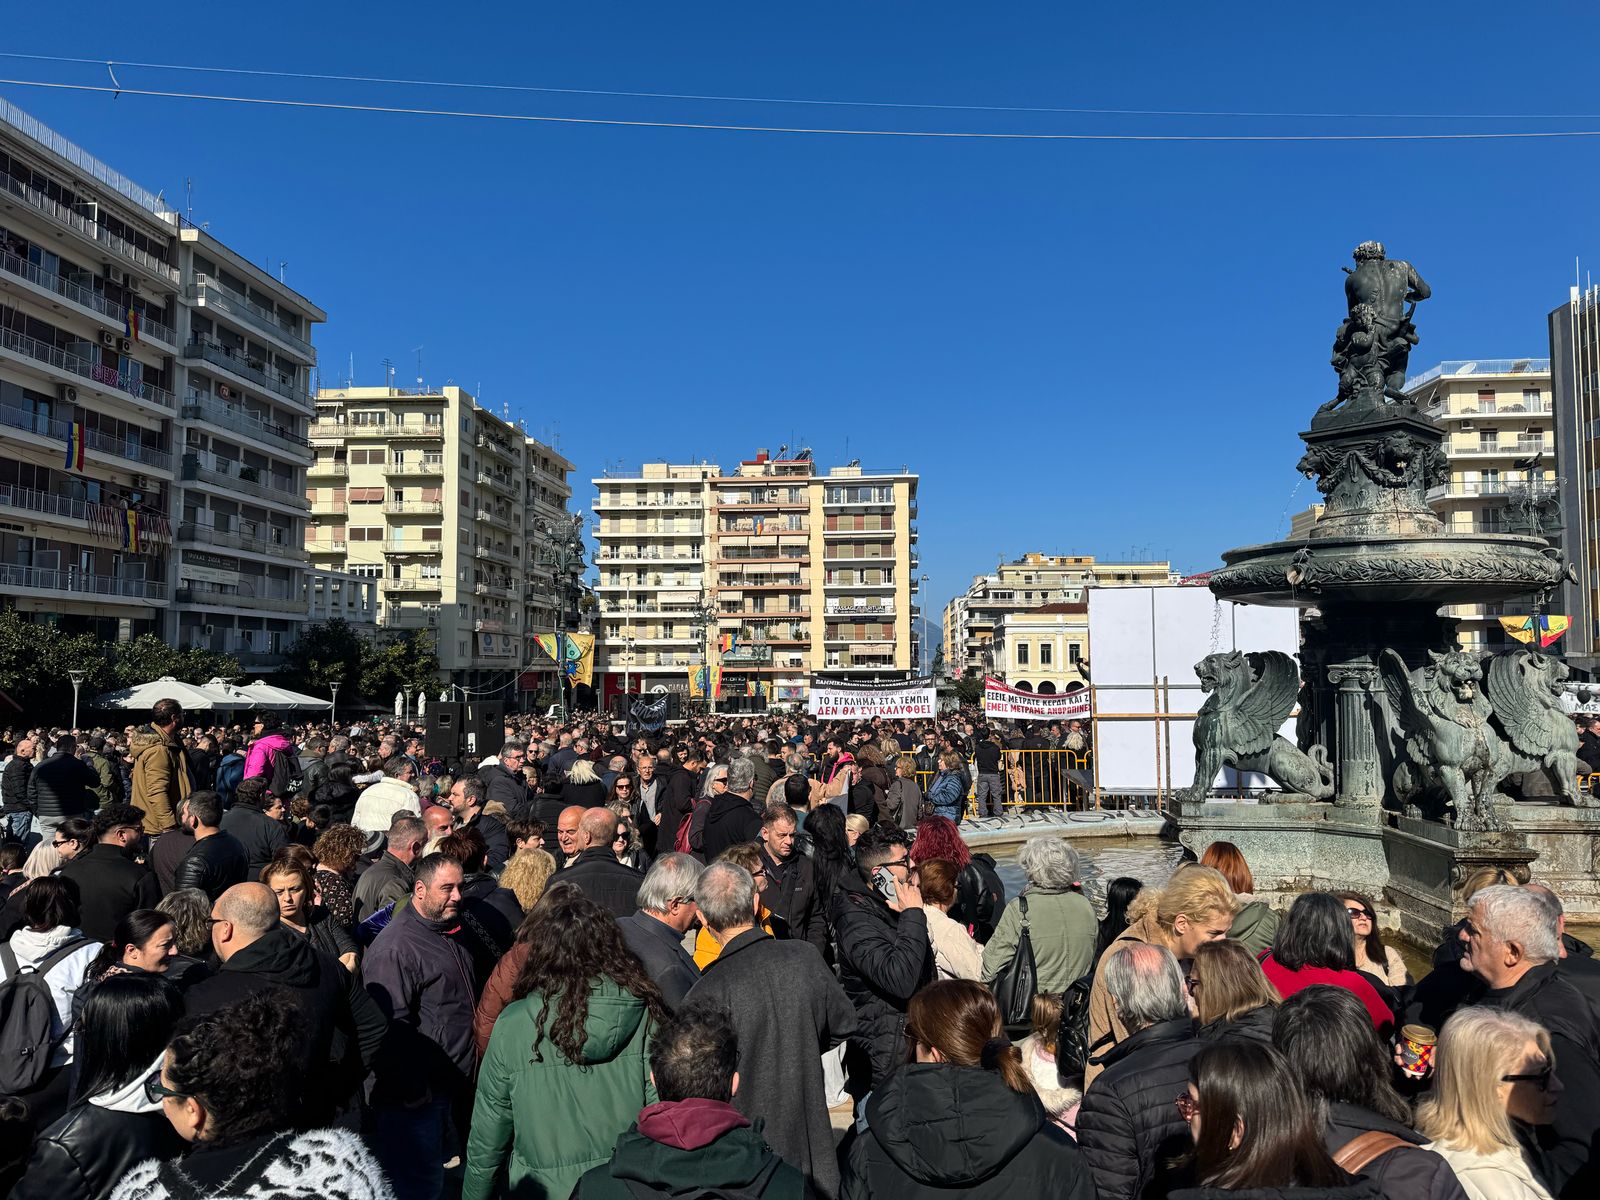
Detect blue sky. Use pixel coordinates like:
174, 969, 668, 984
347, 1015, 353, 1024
7, 3, 1600, 616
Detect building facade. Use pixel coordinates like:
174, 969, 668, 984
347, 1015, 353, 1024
306, 385, 573, 692
1404, 359, 1554, 652
1551, 290, 1600, 668
991, 602, 1089, 693
591, 451, 919, 705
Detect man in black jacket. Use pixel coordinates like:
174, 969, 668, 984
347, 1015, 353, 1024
757, 802, 825, 955
1077, 942, 1200, 1200
831, 826, 931, 1094
477, 739, 533, 821
186, 882, 385, 1124
172, 790, 249, 900
1, 737, 34, 842
559, 807, 644, 918
27, 735, 97, 837
448, 776, 510, 871
701, 759, 762, 861
1464, 884, 1600, 1200
617, 853, 702, 1008
57, 805, 161, 941
219, 777, 288, 877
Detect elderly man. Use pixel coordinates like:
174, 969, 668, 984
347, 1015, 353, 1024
1462, 885, 1600, 1199
559, 807, 643, 918
553, 804, 585, 864
684, 861, 856, 1199
618, 853, 703, 1007
354, 814, 428, 922
478, 738, 534, 820
1076, 943, 1200, 1200
701, 758, 762, 861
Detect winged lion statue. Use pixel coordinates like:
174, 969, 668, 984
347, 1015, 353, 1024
1184, 650, 1333, 803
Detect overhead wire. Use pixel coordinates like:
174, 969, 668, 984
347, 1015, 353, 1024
3, 76, 1600, 141
0, 50, 1595, 121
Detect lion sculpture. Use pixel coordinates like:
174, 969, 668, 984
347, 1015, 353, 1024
1380, 648, 1501, 830
1185, 650, 1333, 803
1484, 648, 1588, 806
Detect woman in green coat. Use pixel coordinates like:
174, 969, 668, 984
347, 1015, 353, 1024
463, 883, 667, 1200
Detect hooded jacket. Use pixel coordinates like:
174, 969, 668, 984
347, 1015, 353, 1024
1228, 896, 1281, 956
831, 868, 933, 1090
464, 978, 658, 1200
129, 725, 189, 835
351, 776, 423, 834
5, 925, 98, 1065
573, 1099, 807, 1200
242, 731, 295, 786
12, 1055, 185, 1200
840, 1062, 1095, 1200
700, 790, 762, 861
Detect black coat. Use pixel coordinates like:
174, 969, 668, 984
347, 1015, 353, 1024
759, 848, 827, 956
184, 926, 385, 1120
171, 830, 250, 899
26, 753, 97, 820
1, 755, 31, 814
656, 765, 696, 855
56, 843, 162, 942
560, 778, 609, 808
619, 911, 701, 1008
559, 848, 645, 919
455, 872, 521, 991
700, 791, 762, 861
464, 810, 511, 871
831, 870, 933, 1090
478, 762, 533, 821
1322, 1102, 1468, 1200
1077, 1016, 1202, 1200
1197, 1003, 1277, 1046
11, 1101, 185, 1200
841, 1062, 1095, 1200
219, 804, 288, 877
1171, 1182, 1386, 1200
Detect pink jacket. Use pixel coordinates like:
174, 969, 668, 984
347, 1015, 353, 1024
243, 732, 294, 781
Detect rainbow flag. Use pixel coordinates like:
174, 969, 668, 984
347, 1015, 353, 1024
1499, 614, 1571, 649
123, 308, 140, 343
63, 422, 86, 471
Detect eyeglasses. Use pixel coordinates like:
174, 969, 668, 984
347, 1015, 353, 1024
1174, 1093, 1200, 1120
882, 855, 910, 871
1502, 1067, 1555, 1091
50, 838, 73, 849
1184, 976, 1202, 994
1345, 907, 1372, 921
614, 783, 633, 791
144, 1071, 189, 1105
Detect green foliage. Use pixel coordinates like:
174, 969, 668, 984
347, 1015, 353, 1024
360, 630, 441, 704
952, 672, 986, 707
279, 620, 440, 708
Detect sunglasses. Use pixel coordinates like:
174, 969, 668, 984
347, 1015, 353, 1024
1503, 1067, 1555, 1092
1345, 907, 1373, 920
144, 1071, 188, 1105
1174, 1093, 1200, 1120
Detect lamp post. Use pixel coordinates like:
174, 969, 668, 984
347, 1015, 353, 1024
67, 669, 85, 732
330, 680, 341, 728
533, 514, 589, 721
691, 591, 717, 715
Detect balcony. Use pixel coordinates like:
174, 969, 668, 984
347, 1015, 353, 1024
181, 456, 306, 510
475, 545, 515, 565
181, 340, 304, 405
0, 561, 165, 604
0, 165, 178, 287
1426, 481, 1512, 501
474, 580, 516, 598
187, 275, 315, 361
307, 460, 347, 477
0, 248, 176, 345
595, 549, 703, 563
477, 434, 518, 462
181, 393, 311, 456
825, 576, 895, 590
476, 471, 517, 497
382, 577, 443, 593
177, 522, 301, 561
825, 601, 894, 616
382, 501, 443, 516
385, 458, 445, 477
176, 580, 304, 613
1449, 441, 1551, 459
310, 499, 347, 514
0, 324, 174, 409
390, 423, 444, 440
0, 400, 172, 472
1429, 401, 1551, 419
306, 540, 347, 554
387, 540, 442, 554
823, 550, 895, 564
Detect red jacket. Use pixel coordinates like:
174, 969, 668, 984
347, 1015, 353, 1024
1261, 952, 1394, 1029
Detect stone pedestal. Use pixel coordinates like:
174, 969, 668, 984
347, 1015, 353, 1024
1174, 799, 1389, 899
1380, 816, 1535, 946
1502, 803, 1600, 915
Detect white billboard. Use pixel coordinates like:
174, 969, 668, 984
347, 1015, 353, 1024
1087, 587, 1301, 796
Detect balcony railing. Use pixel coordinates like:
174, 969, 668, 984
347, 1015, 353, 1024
386, 540, 442, 554
181, 456, 306, 508
1427, 481, 1512, 500
177, 522, 300, 560
0, 400, 172, 471
307, 460, 348, 477
477, 434, 518, 461
383, 501, 444, 516
175, 580, 304, 613
188, 275, 315, 359
310, 499, 347, 514
0, 561, 165, 602
0, 165, 178, 284
382, 578, 444, 592
385, 458, 445, 476
0, 324, 174, 409
477, 471, 516, 495
0, 249, 176, 344
307, 539, 347, 553
390, 423, 444, 440
182, 340, 304, 404
182, 393, 310, 453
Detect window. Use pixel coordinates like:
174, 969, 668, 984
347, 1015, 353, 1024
1040, 643, 1053, 666
1069, 643, 1082, 663
1016, 644, 1030, 666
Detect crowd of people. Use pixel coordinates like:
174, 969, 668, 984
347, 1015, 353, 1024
0, 702, 1592, 1200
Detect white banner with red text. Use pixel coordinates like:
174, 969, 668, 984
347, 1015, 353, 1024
983, 677, 1092, 721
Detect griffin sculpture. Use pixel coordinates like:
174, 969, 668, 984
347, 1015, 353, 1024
1380, 648, 1502, 830
1484, 648, 1588, 806
1185, 650, 1334, 803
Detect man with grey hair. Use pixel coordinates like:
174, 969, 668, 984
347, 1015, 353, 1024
478, 737, 534, 819
1462, 883, 1600, 1197
618, 853, 702, 1008
766, 749, 824, 809
980, 835, 1097, 994
355, 814, 428, 922
1077, 942, 1199, 1200
685, 861, 856, 1198
701, 757, 761, 861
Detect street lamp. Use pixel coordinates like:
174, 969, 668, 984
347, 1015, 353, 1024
67, 669, 85, 732
329, 680, 341, 727
690, 591, 717, 715
533, 514, 589, 720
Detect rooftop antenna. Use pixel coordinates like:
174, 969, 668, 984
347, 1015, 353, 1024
348, 352, 354, 388
278, 260, 287, 283
413, 345, 424, 391
382, 358, 395, 389
185, 177, 193, 221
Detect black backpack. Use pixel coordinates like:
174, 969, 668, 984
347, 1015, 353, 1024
956, 855, 1006, 943
267, 746, 301, 800
0, 936, 91, 1093
1055, 970, 1098, 1082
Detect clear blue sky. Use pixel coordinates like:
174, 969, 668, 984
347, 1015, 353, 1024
7, 3, 1600, 617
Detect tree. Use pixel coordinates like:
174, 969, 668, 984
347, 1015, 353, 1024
360, 631, 441, 704
280, 619, 366, 699
953, 672, 985, 707
108, 634, 240, 689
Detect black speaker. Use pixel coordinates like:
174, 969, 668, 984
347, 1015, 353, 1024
463, 700, 503, 757
610, 693, 634, 720
426, 703, 462, 759
665, 692, 681, 722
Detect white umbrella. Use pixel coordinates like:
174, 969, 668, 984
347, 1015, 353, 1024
92, 676, 239, 712
417, 692, 427, 718
227, 681, 333, 710
394, 690, 404, 719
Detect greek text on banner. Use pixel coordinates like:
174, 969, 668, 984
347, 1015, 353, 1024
807, 677, 936, 719
983, 676, 1092, 720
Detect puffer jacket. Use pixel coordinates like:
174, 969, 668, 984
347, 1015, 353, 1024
1197, 1002, 1277, 1046
832, 869, 933, 1089
243, 731, 295, 784
464, 978, 658, 1200
1324, 1102, 1469, 1200
840, 1062, 1096, 1200
129, 725, 189, 835
1077, 1016, 1202, 1200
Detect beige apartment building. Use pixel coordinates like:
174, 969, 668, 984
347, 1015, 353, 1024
943, 553, 1179, 678
306, 385, 573, 692
591, 451, 919, 705
1403, 359, 1554, 651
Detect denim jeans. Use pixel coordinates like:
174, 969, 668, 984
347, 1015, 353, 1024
368, 1095, 453, 1200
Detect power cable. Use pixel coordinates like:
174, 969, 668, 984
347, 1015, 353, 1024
4, 77, 1600, 141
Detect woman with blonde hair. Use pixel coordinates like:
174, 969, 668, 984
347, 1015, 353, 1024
1191, 938, 1280, 1044
1084, 863, 1237, 1085
843, 812, 871, 846
1200, 841, 1280, 955
1418, 1007, 1558, 1200
497, 847, 557, 915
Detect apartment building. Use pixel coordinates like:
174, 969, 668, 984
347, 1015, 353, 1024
943, 553, 1180, 678
1404, 359, 1555, 652
1551, 290, 1600, 670
590, 451, 919, 705
307, 385, 574, 692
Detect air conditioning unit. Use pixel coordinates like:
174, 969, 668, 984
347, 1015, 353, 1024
201, 625, 214, 637
57, 385, 78, 404
117, 338, 133, 354
98, 330, 116, 347
126, 279, 141, 295
132, 475, 151, 490
103, 266, 127, 287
